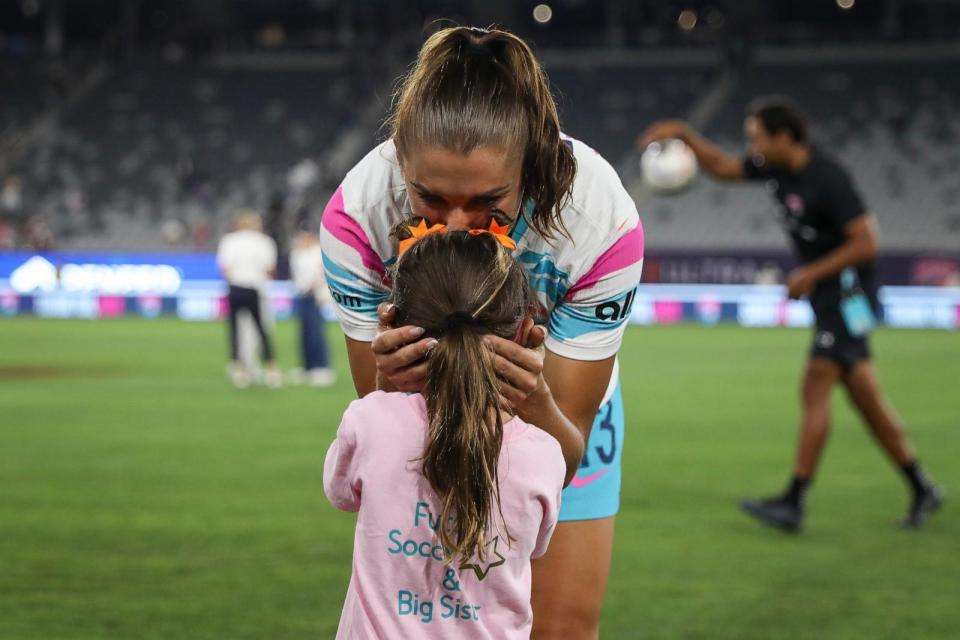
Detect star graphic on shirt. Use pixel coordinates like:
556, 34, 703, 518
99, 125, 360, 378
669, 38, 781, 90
459, 536, 506, 581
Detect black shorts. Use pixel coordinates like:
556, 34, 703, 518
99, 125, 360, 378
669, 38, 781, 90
808, 286, 880, 371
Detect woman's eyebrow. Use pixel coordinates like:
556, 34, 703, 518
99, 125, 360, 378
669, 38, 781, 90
410, 182, 510, 199
473, 186, 511, 199
410, 181, 439, 197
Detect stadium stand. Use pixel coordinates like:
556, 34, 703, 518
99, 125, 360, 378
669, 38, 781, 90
0, 58, 74, 134
587, 53, 960, 252
2, 47, 959, 253
3, 54, 389, 250
548, 62, 716, 170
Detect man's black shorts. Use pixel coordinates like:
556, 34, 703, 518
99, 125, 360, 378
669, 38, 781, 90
808, 285, 881, 371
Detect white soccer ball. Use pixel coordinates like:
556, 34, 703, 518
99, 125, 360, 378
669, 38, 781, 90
641, 138, 698, 193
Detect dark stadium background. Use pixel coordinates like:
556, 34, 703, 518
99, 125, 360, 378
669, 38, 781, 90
1, 2, 958, 638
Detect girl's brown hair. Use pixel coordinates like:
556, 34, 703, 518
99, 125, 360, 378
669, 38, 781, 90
389, 25, 576, 240
390, 225, 534, 564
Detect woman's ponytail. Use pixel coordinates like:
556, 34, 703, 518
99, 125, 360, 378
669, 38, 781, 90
390, 25, 576, 240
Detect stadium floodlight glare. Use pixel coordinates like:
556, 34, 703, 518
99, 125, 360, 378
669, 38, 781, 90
533, 4, 553, 24
837, 0, 855, 9
678, 10, 698, 31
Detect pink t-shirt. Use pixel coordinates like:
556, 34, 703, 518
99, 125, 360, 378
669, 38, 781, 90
324, 391, 565, 639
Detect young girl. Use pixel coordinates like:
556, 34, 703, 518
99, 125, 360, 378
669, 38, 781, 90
324, 227, 566, 639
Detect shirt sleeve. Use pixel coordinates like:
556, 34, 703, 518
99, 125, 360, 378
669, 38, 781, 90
215, 239, 228, 271
318, 186, 390, 342
743, 155, 775, 180
532, 439, 565, 559
266, 237, 278, 272
545, 222, 644, 361
822, 167, 868, 227
323, 403, 363, 512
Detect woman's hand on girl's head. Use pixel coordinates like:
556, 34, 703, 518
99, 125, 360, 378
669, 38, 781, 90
485, 326, 549, 414
486, 326, 588, 484
371, 303, 437, 393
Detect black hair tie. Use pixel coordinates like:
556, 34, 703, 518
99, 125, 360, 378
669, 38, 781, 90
442, 311, 479, 332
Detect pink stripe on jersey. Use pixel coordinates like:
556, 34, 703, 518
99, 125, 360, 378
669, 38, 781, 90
322, 187, 386, 279
565, 221, 644, 298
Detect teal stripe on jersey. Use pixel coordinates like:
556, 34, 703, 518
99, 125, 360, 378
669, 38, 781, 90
322, 254, 387, 317
549, 305, 614, 341
549, 288, 635, 340
515, 250, 570, 302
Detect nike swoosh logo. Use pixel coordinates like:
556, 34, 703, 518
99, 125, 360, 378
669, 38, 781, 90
570, 469, 609, 489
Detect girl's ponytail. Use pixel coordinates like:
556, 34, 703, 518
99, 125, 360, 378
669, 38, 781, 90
390, 228, 532, 565
422, 324, 505, 564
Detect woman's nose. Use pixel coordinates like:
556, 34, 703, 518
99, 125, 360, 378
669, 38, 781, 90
444, 209, 487, 232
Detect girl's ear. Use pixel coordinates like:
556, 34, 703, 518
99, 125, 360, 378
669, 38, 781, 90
513, 316, 534, 345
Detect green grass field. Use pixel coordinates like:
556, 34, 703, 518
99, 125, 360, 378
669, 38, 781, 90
1, 318, 957, 639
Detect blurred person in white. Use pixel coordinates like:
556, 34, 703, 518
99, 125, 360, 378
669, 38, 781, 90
290, 223, 335, 386
237, 281, 275, 384
217, 210, 281, 388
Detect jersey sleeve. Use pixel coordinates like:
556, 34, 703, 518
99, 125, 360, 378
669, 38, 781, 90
743, 155, 775, 180
319, 186, 390, 342
323, 402, 364, 512
545, 221, 644, 361
822, 167, 868, 227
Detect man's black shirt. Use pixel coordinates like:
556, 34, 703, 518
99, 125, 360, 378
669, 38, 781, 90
743, 147, 877, 299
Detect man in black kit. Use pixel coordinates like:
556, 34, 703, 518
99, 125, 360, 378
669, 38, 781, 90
640, 97, 943, 531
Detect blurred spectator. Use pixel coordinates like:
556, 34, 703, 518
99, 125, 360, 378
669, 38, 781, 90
192, 219, 210, 249
287, 158, 321, 195
289, 225, 335, 387
0, 219, 14, 249
216, 210, 281, 388
1, 176, 23, 216
160, 218, 188, 246
22, 215, 54, 250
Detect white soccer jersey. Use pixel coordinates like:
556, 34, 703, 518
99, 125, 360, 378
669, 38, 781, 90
319, 137, 644, 362
217, 229, 277, 289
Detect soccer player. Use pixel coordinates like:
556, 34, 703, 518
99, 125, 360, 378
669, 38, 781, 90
216, 211, 281, 388
640, 97, 943, 531
321, 26, 644, 637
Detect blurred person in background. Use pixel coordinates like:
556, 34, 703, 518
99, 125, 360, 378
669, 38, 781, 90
22, 215, 54, 250
216, 210, 281, 388
290, 223, 335, 387
2, 176, 23, 217
640, 97, 943, 531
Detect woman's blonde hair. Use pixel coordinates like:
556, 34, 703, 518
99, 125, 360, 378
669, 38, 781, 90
232, 210, 263, 232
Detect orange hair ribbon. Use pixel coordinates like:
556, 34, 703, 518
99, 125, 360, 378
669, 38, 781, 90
398, 218, 517, 256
